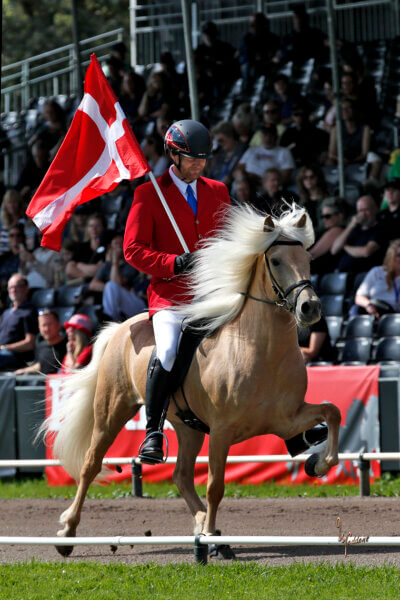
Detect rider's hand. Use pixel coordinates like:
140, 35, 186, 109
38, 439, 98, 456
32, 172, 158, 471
174, 253, 195, 275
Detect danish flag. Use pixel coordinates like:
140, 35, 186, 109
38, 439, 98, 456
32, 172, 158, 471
26, 53, 150, 251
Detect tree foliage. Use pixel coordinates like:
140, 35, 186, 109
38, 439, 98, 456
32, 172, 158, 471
3, 0, 129, 65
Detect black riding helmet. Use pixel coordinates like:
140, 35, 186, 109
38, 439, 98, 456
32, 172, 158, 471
164, 119, 213, 159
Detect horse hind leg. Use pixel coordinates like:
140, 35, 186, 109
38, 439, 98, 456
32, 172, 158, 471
56, 397, 138, 557
172, 423, 207, 535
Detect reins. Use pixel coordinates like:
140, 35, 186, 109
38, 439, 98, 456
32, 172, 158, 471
240, 239, 314, 314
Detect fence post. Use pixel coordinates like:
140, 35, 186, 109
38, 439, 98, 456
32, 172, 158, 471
131, 458, 143, 497
358, 451, 370, 497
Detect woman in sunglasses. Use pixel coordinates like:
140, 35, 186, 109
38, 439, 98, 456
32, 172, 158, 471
309, 196, 348, 274
296, 164, 330, 233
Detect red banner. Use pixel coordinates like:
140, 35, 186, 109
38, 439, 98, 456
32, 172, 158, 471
45, 365, 380, 486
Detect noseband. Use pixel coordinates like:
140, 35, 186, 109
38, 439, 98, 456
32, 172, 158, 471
240, 240, 314, 314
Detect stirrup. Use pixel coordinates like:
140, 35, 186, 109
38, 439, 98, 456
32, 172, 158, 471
138, 431, 169, 465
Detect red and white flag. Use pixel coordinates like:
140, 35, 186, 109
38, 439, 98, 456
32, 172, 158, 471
26, 53, 150, 251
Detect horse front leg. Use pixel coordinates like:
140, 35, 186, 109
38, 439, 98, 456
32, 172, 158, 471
203, 431, 230, 535
172, 422, 207, 534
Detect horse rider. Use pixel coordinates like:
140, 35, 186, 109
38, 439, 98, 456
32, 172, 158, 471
123, 119, 231, 464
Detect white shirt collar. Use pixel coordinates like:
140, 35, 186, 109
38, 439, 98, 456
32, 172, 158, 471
169, 165, 197, 200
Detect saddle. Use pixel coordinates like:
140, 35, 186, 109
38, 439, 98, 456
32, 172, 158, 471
148, 325, 210, 434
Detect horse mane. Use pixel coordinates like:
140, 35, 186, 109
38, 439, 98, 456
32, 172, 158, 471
175, 202, 315, 333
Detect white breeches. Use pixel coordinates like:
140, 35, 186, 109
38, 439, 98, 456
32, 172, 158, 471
152, 309, 186, 372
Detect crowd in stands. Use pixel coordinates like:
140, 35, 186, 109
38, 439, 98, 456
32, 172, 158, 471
1, 6, 400, 373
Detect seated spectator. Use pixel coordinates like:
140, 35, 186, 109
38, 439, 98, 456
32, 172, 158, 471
278, 4, 329, 66
118, 70, 146, 133
236, 123, 295, 187
272, 73, 299, 125
232, 103, 257, 146
62, 204, 92, 245
351, 239, 400, 318
158, 51, 185, 100
231, 173, 258, 207
331, 194, 385, 274
105, 54, 124, 96
238, 12, 280, 93
280, 101, 329, 166
65, 213, 108, 283
88, 232, 146, 321
298, 314, 337, 364
18, 233, 59, 289
252, 167, 297, 215
341, 55, 379, 129
14, 309, 67, 375
0, 189, 26, 256
142, 133, 169, 178
310, 197, 348, 274
137, 71, 172, 137
60, 313, 93, 372
327, 98, 381, 181
0, 274, 38, 371
98, 182, 134, 231
377, 178, 400, 243
16, 140, 51, 203
28, 99, 67, 159
296, 164, 330, 233
0, 224, 26, 300
320, 78, 336, 133
207, 121, 247, 189
249, 100, 286, 146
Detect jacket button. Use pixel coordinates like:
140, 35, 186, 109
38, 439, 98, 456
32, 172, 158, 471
196, 219, 199, 224
199, 234, 202, 238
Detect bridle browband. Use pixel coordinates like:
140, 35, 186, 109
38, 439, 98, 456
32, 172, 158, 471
240, 239, 314, 314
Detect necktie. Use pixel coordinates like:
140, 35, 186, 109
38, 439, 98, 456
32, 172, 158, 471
186, 184, 197, 216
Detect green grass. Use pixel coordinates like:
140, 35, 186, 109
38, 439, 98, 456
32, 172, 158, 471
1, 473, 400, 499
0, 562, 399, 600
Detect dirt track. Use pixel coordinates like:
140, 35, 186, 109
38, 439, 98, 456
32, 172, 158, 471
1, 496, 400, 566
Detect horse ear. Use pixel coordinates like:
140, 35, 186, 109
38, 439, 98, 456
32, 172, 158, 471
295, 213, 307, 228
263, 215, 275, 232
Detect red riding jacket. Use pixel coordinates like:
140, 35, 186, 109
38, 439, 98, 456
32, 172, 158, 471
123, 169, 231, 316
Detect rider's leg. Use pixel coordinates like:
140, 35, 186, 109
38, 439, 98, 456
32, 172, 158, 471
285, 424, 328, 457
139, 310, 184, 465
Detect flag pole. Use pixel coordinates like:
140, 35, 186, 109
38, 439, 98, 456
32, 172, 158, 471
148, 171, 190, 253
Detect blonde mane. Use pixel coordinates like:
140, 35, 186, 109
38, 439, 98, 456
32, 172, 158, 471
176, 203, 315, 332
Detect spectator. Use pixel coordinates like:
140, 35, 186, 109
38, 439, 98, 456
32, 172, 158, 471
65, 213, 108, 283
16, 140, 51, 203
310, 197, 348, 274
298, 314, 337, 364
158, 51, 185, 100
62, 204, 92, 245
14, 309, 67, 375
377, 178, 400, 243
231, 173, 258, 207
207, 121, 247, 189
327, 98, 381, 181
238, 12, 280, 93
0, 224, 26, 298
0, 189, 26, 256
280, 101, 329, 166
28, 99, 67, 159
60, 313, 93, 372
253, 167, 297, 215
142, 133, 169, 178
105, 55, 124, 96
342, 56, 379, 128
249, 100, 286, 146
272, 73, 299, 125
296, 164, 330, 233
278, 4, 328, 66
137, 71, 172, 137
0, 273, 38, 371
331, 194, 385, 274
232, 103, 257, 146
352, 239, 400, 318
320, 79, 336, 133
236, 123, 295, 186
88, 232, 146, 321
18, 233, 59, 289
118, 70, 145, 132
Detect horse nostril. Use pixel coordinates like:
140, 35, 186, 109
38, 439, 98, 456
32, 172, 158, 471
301, 301, 312, 316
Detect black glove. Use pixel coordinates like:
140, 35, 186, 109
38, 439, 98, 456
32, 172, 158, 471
174, 252, 195, 275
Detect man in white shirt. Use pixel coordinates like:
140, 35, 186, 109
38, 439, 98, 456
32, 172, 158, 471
236, 123, 295, 186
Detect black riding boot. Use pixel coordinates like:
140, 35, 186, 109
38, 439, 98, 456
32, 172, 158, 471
285, 424, 328, 457
138, 357, 171, 465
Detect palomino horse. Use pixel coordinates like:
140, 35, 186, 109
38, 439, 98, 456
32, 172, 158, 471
46, 204, 341, 556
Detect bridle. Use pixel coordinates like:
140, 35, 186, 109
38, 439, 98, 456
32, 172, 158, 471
240, 239, 314, 314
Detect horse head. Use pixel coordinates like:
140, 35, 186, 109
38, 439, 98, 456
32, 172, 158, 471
262, 213, 321, 327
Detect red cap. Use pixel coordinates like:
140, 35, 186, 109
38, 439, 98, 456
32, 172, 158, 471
64, 313, 93, 337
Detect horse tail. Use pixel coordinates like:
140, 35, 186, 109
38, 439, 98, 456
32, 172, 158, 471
42, 322, 121, 482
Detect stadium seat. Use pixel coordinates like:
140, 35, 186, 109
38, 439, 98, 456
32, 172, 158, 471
320, 294, 344, 316
340, 337, 372, 365
345, 315, 375, 339
54, 306, 75, 325
30, 287, 56, 309
373, 337, 400, 363
56, 284, 85, 307
325, 316, 343, 345
319, 272, 348, 295
376, 314, 400, 338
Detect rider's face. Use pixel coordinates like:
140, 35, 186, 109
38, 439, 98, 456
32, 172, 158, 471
173, 155, 206, 183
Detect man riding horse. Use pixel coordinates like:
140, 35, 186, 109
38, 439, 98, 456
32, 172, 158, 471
123, 119, 327, 465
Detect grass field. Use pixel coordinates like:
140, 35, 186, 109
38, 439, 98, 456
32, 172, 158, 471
1, 476, 400, 600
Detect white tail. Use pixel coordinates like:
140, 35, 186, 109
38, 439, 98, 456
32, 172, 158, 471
45, 322, 120, 482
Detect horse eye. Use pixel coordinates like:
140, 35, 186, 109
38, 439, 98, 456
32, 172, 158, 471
271, 258, 280, 267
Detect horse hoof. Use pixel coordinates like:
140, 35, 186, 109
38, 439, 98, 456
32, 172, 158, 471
304, 453, 323, 478
55, 544, 74, 557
